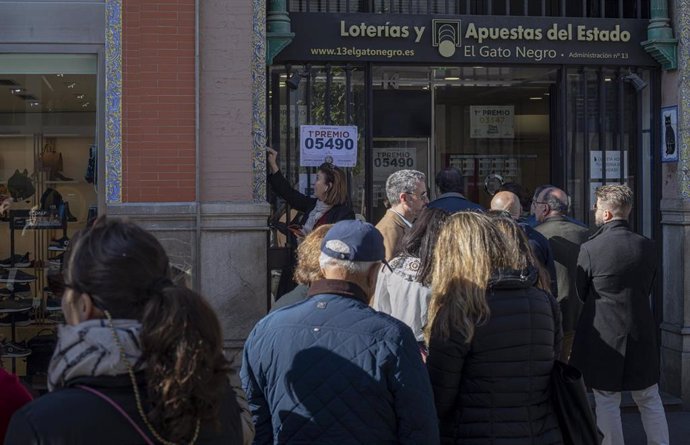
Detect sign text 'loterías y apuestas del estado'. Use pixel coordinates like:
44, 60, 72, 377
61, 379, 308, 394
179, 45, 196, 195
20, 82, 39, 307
277, 13, 656, 66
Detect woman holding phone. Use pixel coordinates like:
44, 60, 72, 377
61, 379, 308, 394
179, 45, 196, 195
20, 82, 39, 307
266, 147, 354, 238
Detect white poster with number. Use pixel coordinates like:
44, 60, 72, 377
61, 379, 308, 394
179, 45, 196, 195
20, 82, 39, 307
373, 147, 417, 181
300, 125, 358, 167
469, 105, 514, 139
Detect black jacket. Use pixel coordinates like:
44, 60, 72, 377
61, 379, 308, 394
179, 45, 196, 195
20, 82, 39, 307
427, 268, 563, 445
268, 170, 354, 228
5, 374, 243, 445
570, 220, 659, 391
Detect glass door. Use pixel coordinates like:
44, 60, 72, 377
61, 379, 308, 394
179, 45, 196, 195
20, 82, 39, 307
433, 66, 557, 212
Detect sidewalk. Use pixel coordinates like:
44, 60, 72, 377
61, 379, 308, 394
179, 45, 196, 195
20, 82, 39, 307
622, 410, 690, 444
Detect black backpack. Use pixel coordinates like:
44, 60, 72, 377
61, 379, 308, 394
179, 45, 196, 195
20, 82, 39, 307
7, 169, 35, 201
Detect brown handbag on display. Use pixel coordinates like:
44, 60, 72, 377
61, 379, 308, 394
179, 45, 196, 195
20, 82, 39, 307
38, 143, 62, 173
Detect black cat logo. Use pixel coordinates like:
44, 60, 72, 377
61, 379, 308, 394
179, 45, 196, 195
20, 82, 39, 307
665, 114, 676, 156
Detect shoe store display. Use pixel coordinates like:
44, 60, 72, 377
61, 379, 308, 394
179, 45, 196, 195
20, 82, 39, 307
0, 268, 37, 283
0, 283, 31, 297
0, 311, 32, 327
48, 253, 64, 268
0, 340, 31, 358
48, 236, 70, 251
0, 298, 33, 313
45, 297, 61, 312
0, 252, 31, 268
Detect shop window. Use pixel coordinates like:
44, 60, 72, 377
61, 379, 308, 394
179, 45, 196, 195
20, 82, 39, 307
0, 54, 98, 381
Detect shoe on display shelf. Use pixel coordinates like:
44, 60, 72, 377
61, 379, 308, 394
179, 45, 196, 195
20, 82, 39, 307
0, 252, 31, 268
45, 298, 62, 312
0, 340, 31, 358
48, 236, 70, 251
0, 283, 31, 297
48, 253, 64, 268
0, 269, 37, 283
0, 298, 33, 313
0, 311, 32, 327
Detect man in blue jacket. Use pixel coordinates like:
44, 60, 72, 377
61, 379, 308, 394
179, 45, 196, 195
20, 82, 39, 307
427, 167, 483, 213
241, 220, 439, 444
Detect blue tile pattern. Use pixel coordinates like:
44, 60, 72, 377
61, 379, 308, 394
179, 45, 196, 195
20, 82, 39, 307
106, 0, 122, 204
252, 0, 267, 202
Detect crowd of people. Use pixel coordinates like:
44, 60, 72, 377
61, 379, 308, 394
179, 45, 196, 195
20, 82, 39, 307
0, 160, 669, 445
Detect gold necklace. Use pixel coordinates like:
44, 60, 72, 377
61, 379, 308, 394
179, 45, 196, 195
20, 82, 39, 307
105, 311, 201, 445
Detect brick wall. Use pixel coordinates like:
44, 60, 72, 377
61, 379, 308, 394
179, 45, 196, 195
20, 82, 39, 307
122, 0, 196, 202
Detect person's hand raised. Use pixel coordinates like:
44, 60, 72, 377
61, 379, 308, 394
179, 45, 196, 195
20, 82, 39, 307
266, 146, 279, 174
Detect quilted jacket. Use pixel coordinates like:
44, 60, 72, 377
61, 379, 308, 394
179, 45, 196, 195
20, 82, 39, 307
426, 268, 563, 445
241, 279, 439, 444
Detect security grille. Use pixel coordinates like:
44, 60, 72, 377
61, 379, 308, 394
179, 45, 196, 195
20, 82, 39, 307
288, 0, 648, 18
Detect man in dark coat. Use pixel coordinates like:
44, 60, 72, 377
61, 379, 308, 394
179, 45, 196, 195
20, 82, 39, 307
241, 220, 439, 444
570, 184, 668, 445
533, 186, 590, 359
427, 167, 483, 213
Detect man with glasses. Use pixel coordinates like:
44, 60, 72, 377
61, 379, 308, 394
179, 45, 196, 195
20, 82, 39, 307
570, 184, 668, 445
375, 169, 428, 260
491, 190, 558, 299
532, 186, 590, 359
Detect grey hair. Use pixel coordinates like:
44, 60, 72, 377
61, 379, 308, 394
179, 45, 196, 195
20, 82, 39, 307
542, 188, 569, 214
319, 253, 378, 275
385, 170, 426, 206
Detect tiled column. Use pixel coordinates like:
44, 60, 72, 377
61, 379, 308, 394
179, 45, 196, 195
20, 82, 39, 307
660, 0, 690, 407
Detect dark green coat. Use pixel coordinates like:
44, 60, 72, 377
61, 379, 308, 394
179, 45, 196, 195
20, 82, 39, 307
535, 215, 590, 333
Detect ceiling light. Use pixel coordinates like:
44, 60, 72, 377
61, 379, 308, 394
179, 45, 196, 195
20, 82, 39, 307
422, 85, 429, 90
29, 101, 40, 107
472, 66, 484, 69
544, 92, 550, 96
444, 76, 460, 81
279, 82, 286, 88
66, 82, 76, 89
529, 97, 543, 100
81, 102, 90, 108
9, 88, 24, 94
75, 94, 85, 100
56, 74, 64, 77
604, 77, 612, 82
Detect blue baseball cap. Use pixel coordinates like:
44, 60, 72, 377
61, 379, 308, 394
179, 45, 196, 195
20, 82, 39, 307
321, 220, 386, 263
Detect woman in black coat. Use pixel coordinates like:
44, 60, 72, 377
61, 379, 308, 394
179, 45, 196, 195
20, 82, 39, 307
6, 218, 253, 445
426, 212, 563, 445
266, 147, 354, 237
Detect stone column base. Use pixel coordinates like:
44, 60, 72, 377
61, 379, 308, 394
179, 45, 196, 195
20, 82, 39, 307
107, 202, 270, 364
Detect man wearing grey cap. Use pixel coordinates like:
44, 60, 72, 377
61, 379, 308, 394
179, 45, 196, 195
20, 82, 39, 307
241, 220, 439, 444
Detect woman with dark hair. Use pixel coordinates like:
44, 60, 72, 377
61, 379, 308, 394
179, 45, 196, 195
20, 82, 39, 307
267, 147, 354, 237
5, 217, 253, 445
372, 207, 449, 346
426, 212, 562, 444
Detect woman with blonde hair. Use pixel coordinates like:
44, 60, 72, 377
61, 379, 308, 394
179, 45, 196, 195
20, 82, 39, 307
426, 212, 563, 444
271, 224, 332, 311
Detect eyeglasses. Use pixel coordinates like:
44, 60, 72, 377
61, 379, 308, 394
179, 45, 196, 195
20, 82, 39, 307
532, 200, 549, 207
